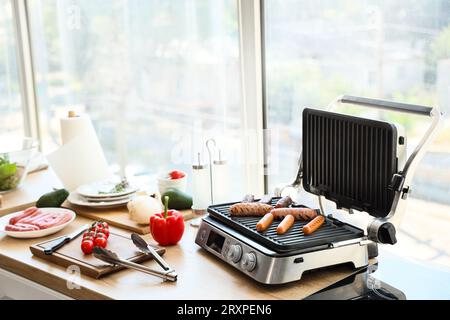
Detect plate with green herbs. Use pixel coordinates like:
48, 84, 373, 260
76, 179, 138, 199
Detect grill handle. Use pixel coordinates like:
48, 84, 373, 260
337, 95, 433, 117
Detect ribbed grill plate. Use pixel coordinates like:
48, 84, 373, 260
302, 108, 398, 218
208, 198, 363, 253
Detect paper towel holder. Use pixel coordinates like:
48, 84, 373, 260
68, 110, 79, 118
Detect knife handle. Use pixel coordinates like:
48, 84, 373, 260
44, 237, 69, 255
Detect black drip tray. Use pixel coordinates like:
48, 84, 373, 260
207, 198, 364, 253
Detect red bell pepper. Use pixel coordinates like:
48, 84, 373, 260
150, 196, 185, 246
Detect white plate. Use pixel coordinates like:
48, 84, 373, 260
68, 191, 131, 208
0, 208, 76, 239
77, 180, 138, 198
82, 192, 136, 202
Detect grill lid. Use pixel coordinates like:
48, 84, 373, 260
302, 108, 398, 218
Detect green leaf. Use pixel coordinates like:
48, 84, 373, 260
0, 163, 17, 180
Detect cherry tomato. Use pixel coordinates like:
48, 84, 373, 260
82, 235, 94, 242
94, 227, 108, 238
99, 228, 109, 238
81, 240, 94, 254
169, 170, 185, 179
81, 221, 110, 254
100, 222, 109, 229
96, 232, 107, 239
94, 237, 107, 248
83, 231, 95, 238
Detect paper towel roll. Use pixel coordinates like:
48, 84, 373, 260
60, 114, 97, 145
47, 113, 111, 191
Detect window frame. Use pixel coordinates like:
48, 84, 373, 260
11, 0, 41, 143
10, 0, 268, 194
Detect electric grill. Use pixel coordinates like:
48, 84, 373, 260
195, 95, 442, 285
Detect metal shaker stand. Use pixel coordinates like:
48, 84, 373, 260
190, 138, 217, 227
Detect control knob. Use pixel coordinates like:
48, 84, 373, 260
241, 252, 257, 272
378, 222, 397, 245
227, 244, 243, 263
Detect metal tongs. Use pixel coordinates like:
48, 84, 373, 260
93, 234, 178, 282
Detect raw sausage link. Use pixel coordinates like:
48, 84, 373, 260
37, 213, 71, 229
9, 207, 38, 225
256, 213, 274, 232
34, 213, 64, 229
230, 203, 272, 217
5, 224, 37, 232
15, 223, 40, 231
302, 215, 325, 235
271, 208, 317, 221
27, 212, 55, 226
276, 215, 295, 235
53, 212, 72, 226
16, 209, 43, 224
274, 196, 293, 208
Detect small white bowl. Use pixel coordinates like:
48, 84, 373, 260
157, 171, 187, 194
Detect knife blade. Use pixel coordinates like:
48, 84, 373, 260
44, 224, 89, 255
131, 233, 170, 271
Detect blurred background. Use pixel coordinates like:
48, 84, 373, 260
1, 0, 449, 270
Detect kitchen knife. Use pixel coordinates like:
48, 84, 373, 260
44, 224, 89, 255
131, 233, 170, 271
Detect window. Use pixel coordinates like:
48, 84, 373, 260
0, 0, 24, 150
264, 0, 450, 268
27, 0, 246, 196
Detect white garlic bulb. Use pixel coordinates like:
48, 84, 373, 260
127, 192, 163, 224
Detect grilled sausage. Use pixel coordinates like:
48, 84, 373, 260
256, 213, 274, 232
271, 207, 317, 221
274, 196, 293, 208
302, 215, 325, 235
230, 203, 272, 217
9, 207, 38, 225
276, 215, 295, 235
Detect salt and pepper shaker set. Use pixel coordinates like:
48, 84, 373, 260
191, 138, 229, 217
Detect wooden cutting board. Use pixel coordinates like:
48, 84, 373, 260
64, 202, 195, 234
30, 231, 166, 279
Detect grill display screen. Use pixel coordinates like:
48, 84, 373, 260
206, 230, 225, 253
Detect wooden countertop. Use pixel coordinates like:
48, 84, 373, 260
0, 168, 373, 300
0, 215, 370, 300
